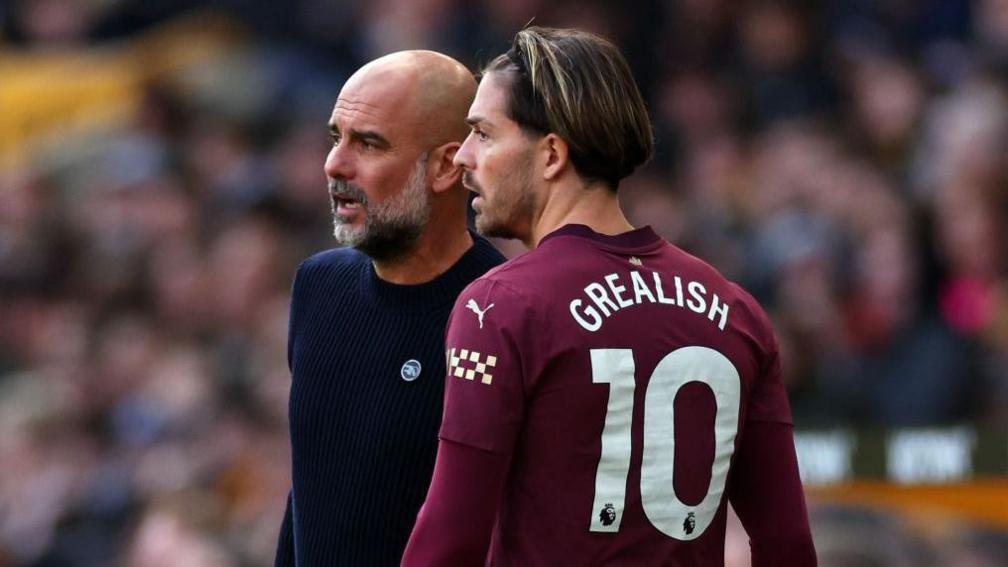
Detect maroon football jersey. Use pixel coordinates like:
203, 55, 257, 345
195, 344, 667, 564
439, 224, 795, 565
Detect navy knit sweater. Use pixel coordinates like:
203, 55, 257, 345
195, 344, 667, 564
275, 235, 504, 566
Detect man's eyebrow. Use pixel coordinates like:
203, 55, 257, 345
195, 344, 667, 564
351, 129, 390, 146
327, 125, 390, 147
466, 116, 487, 127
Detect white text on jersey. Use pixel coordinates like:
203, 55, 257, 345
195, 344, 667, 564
569, 271, 730, 332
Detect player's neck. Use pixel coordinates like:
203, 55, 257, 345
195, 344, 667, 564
528, 179, 634, 248
373, 212, 473, 285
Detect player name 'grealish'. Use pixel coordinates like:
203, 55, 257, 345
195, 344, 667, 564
569, 270, 730, 332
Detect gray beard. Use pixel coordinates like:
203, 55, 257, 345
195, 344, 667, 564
330, 154, 430, 261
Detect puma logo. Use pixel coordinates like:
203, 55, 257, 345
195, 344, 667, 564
465, 299, 495, 329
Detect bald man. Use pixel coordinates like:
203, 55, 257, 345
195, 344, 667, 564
274, 51, 504, 567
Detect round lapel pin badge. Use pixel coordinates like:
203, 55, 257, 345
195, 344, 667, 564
401, 359, 422, 382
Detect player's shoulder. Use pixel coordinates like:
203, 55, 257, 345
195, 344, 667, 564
669, 244, 750, 298
453, 253, 549, 319
726, 279, 774, 335
671, 244, 776, 336
710, 265, 776, 345
458, 266, 529, 305
468, 249, 553, 295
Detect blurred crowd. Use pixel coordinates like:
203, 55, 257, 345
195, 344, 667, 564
1, 0, 1007, 565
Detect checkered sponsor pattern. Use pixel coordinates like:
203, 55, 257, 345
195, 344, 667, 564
446, 347, 498, 385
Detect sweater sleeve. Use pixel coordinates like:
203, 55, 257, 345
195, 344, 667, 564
287, 261, 308, 373
276, 261, 304, 567
274, 491, 295, 566
274, 490, 294, 564
728, 420, 817, 566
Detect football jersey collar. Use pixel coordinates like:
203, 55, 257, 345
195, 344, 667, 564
540, 223, 661, 250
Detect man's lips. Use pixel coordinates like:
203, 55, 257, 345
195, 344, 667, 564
462, 173, 481, 195
463, 179, 484, 211
332, 194, 364, 216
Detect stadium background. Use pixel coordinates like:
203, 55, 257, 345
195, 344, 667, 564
1, 0, 1007, 564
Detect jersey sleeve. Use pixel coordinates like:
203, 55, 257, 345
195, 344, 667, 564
401, 439, 512, 566
744, 304, 793, 425
728, 420, 816, 566
439, 278, 534, 454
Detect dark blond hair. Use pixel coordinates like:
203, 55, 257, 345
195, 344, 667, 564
484, 26, 654, 190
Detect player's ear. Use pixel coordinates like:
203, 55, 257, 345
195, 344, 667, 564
428, 141, 463, 194
541, 133, 568, 182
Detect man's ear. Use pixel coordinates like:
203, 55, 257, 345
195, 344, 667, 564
428, 142, 463, 193
541, 133, 569, 181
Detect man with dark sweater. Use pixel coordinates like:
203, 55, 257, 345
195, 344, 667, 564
273, 51, 505, 566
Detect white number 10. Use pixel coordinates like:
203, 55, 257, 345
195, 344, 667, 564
588, 346, 741, 541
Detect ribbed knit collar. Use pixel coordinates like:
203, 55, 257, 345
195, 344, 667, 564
367, 233, 500, 312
